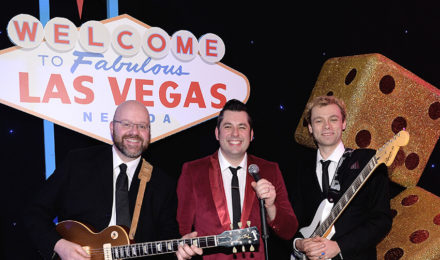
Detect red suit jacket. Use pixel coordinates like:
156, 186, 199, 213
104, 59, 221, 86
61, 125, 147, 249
177, 151, 298, 259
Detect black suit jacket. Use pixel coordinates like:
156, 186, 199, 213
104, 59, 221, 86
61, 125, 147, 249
287, 147, 392, 260
24, 145, 179, 259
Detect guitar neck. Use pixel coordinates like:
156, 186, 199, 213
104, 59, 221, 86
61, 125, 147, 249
111, 235, 218, 259
313, 155, 379, 237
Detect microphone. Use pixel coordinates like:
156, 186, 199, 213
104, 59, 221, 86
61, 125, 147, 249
248, 164, 260, 181
248, 164, 269, 260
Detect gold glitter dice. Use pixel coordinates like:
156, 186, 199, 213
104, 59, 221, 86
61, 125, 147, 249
294, 53, 440, 187
377, 186, 440, 260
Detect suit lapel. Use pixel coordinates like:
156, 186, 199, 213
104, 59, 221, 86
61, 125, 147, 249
334, 152, 355, 190
208, 152, 231, 230
208, 153, 258, 229
96, 146, 114, 221
241, 156, 256, 225
301, 155, 326, 206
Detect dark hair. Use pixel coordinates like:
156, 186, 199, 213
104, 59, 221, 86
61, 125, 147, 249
217, 99, 253, 129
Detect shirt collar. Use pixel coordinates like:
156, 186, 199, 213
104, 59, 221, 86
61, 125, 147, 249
317, 141, 345, 164
218, 149, 247, 172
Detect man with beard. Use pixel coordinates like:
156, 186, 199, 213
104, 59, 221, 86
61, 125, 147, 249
24, 100, 181, 260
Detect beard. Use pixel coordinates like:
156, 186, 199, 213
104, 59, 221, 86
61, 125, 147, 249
112, 132, 150, 159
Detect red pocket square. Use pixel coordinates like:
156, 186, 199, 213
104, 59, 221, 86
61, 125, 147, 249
350, 161, 360, 169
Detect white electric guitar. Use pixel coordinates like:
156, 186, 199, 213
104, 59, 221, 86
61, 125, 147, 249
296, 130, 409, 259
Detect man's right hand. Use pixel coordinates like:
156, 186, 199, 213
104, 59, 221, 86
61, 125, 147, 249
296, 237, 340, 260
296, 237, 325, 260
54, 239, 90, 260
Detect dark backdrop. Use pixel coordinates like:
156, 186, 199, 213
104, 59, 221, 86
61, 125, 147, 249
1, 1, 439, 259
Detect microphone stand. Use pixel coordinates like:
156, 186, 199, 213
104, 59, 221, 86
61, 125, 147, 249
259, 198, 269, 260
248, 164, 269, 260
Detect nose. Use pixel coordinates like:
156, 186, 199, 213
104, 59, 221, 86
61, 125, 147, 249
231, 126, 239, 136
128, 124, 140, 134
324, 120, 330, 130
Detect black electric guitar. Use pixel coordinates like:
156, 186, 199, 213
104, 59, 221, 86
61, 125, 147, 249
297, 130, 409, 259
56, 220, 260, 259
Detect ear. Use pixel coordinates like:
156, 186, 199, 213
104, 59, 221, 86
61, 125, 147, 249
215, 127, 219, 141
342, 120, 347, 131
250, 129, 254, 141
110, 121, 114, 133
307, 123, 313, 134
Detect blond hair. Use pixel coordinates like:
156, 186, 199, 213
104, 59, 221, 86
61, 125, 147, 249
305, 95, 346, 125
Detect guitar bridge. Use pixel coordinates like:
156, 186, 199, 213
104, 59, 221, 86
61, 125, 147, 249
82, 246, 90, 256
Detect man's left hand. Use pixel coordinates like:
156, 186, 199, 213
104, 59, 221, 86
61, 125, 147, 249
176, 231, 203, 260
251, 179, 276, 220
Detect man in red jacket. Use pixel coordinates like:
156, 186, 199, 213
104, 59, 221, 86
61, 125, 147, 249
176, 99, 298, 259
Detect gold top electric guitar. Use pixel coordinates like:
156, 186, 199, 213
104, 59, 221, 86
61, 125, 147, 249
56, 220, 260, 259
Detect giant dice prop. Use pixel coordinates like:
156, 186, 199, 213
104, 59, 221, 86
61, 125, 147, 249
294, 53, 440, 187
377, 186, 440, 259
294, 53, 440, 259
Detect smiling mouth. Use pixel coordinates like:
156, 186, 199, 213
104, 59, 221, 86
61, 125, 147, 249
124, 136, 142, 145
228, 139, 243, 145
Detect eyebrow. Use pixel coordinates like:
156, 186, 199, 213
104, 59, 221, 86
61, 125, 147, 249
116, 119, 149, 124
313, 115, 341, 120
221, 122, 249, 127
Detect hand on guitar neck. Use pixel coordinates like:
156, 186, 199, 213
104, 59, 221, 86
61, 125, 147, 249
54, 238, 91, 260
295, 237, 340, 260
176, 231, 203, 260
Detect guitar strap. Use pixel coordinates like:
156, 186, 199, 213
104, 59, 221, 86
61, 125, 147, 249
129, 158, 153, 240
329, 148, 354, 192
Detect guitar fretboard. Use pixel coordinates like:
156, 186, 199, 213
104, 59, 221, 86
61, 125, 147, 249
313, 155, 378, 237
111, 235, 217, 259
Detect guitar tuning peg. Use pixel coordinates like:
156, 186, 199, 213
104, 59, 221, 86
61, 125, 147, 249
247, 221, 251, 227
242, 245, 246, 252
238, 222, 242, 228
250, 245, 255, 252
233, 247, 237, 254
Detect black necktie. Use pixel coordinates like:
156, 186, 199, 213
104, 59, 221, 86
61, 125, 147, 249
230, 166, 241, 229
116, 163, 131, 227
320, 160, 331, 196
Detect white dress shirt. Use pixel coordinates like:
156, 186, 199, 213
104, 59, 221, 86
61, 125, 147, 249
315, 141, 346, 192
108, 146, 141, 226
292, 141, 346, 259
218, 149, 247, 224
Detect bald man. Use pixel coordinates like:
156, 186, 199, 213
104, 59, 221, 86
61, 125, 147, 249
24, 101, 180, 260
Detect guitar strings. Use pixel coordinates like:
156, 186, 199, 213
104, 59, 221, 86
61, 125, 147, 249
79, 236, 219, 256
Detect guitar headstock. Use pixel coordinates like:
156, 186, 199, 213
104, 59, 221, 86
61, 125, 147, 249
375, 130, 410, 166
217, 226, 260, 248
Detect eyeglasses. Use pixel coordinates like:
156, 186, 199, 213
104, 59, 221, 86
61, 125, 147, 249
113, 120, 150, 131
